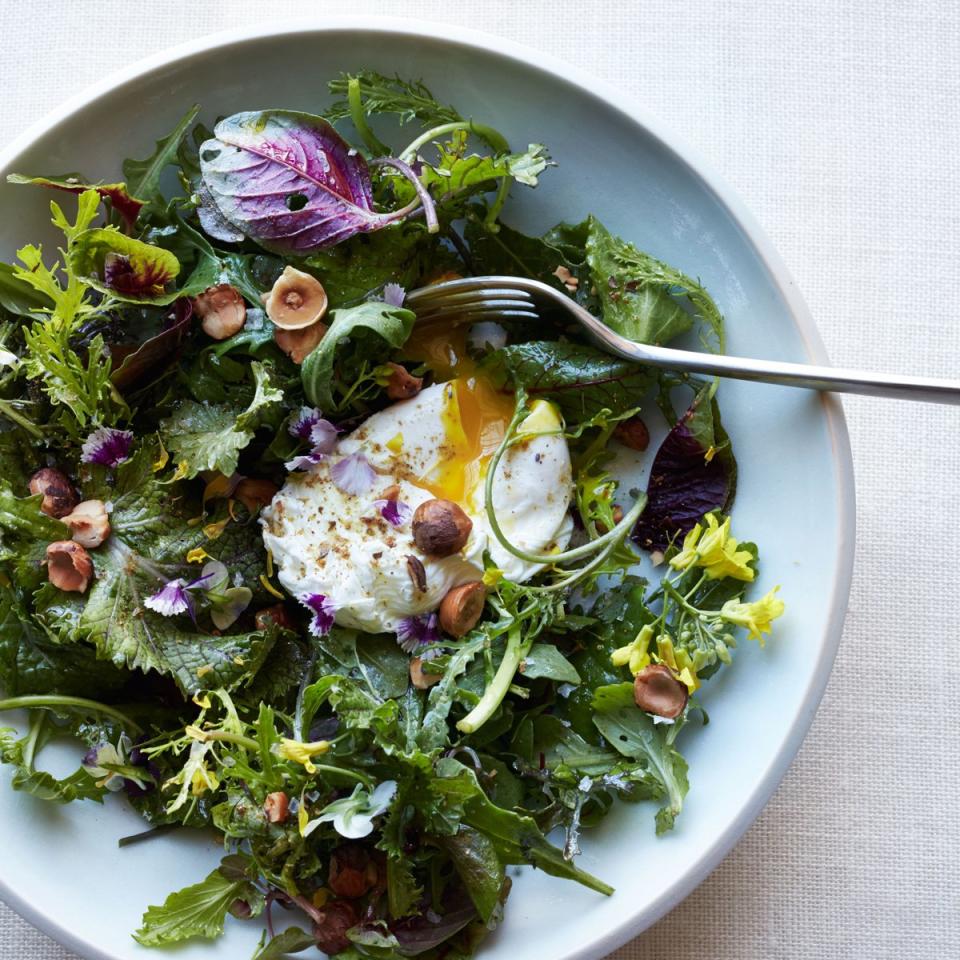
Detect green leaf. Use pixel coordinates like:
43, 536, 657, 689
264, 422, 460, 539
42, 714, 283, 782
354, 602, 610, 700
440, 826, 505, 923
591, 682, 689, 833
418, 135, 549, 196
386, 854, 423, 920
301, 300, 415, 411
134, 858, 259, 947
0, 483, 69, 591
162, 361, 283, 478
327, 72, 462, 127
484, 341, 655, 422
252, 927, 316, 960
585, 216, 724, 351
123, 105, 201, 215
68, 228, 181, 304
0, 727, 105, 804
520, 643, 581, 683
7, 173, 145, 229
0, 261, 53, 317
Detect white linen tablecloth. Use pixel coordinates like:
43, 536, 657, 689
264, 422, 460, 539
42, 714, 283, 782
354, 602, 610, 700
2, 2, 958, 958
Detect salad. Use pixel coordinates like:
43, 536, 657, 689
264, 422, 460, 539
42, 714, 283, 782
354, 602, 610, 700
0, 73, 785, 959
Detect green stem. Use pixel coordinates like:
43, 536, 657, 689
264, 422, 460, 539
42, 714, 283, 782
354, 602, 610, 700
0, 399, 43, 437
189, 729, 258, 751
309, 763, 374, 786
662, 580, 705, 617
399, 120, 509, 163
348, 77, 390, 155
0, 695, 142, 733
457, 623, 525, 734
23, 712, 48, 769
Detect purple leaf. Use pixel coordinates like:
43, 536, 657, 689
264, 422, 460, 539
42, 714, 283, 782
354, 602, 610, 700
199, 110, 413, 254
632, 388, 737, 553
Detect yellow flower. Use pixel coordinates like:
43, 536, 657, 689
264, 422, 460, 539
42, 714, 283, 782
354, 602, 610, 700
669, 514, 755, 582
277, 738, 330, 774
611, 624, 654, 675
482, 568, 504, 588
720, 586, 785, 646
655, 633, 700, 693
669, 522, 703, 572
190, 760, 219, 797
298, 795, 310, 836
186, 547, 210, 564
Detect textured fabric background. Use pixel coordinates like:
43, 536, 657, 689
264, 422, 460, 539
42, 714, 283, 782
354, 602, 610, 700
2, 1, 959, 958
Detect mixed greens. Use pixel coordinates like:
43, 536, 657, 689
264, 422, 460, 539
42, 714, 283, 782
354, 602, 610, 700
0, 73, 785, 958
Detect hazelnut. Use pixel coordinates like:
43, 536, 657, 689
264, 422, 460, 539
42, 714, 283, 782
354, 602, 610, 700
263, 791, 289, 824
405, 555, 427, 592
254, 604, 296, 631
28, 467, 78, 518
411, 499, 472, 557
274, 321, 327, 364
312, 899, 359, 956
614, 416, 650, 452
633, 664, 689, 719
438, 581, 486, 637
384, 362, 423, 401
61, 500, 111, 549
46, 540, 94, 593
327, 845, 378, 899
410, 656, 442, 690
234, 478, 278, 514
263, 266, 328, 330
192, 284, 246, 340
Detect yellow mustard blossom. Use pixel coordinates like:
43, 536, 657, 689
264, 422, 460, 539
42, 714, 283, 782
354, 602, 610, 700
186, 547, 210, 564
611, 624, 655, 675
298, 795, 310, 836
482, 567, 504, 588
655, 633, 700, 693
720, 586, 785, 646
191, 762, 219, 797
277, 738, 331, 774
152, 436, 169, 473
669, 514, 755, 582
171, 460, 190, 481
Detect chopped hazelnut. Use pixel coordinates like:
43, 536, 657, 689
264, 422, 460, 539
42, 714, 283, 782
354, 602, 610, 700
312, 900, 359, 956
234, 478, 278, 514
46, 540, 93, 593
254, 604, 296, 631
384, 362, 423, 400
633, 664, 688, 719
274, 321, 327, 364
411, 499, 472, 557
410, 656, 443, 689
405, 555, 427, 592
28, 467, 78, 518
263, 266, 328, 330
438, 581, 486, 637
380, 484, 401, 502
263, 791, 289, 824
327, 844, 378, 899
192, 284, 246, 340
61, 500, 111, 549
614, 416, 650, 452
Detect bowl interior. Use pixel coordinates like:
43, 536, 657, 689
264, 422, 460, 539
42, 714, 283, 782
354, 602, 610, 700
0, 23, 852, 960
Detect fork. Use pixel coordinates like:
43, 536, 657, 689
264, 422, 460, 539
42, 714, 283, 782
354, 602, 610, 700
406, 275, 960, 405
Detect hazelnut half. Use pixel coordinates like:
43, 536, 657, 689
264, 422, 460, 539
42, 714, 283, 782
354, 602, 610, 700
327, 845, 378, 899
274, 321, 327, 364
61, 500, 111, 549
633, 664, 688, 719
411, 499, 472, 557
263, 266, 328, 330
384, 362, 423, 401
192, 284, 246, 340
614, 416, 650, 452
46, 540, 94, 593
263, 791, 289, 824
410, 656, 443, 689
234, 478, 278, 514
28, 467, 78, 518
312, 900, 359, 957
439, 581, 486, 637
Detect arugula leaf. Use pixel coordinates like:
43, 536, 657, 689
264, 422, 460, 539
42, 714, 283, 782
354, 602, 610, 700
591, 682, 689, 833
386, 855, 423, 920
520, 643, 581, 683
301, 300, 415, 411
484, 341, 655, 421
0, 727, 105, 804
162, 361, 283, 478
134, 857, 262, 946
327, 72, 462, 128
123, 105, 200, 218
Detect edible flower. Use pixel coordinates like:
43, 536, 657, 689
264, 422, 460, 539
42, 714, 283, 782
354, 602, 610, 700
285, 451, 326, 472
669, 513, 755, 582
144, 568, 216, 621
301, 593, 336, 636
396, 613, 440, 653
372, 497, 412, 527
80, 426, 134, 468
81, 734, 150, 792
301, 780, 397, 840
277, 737, 330, 774
720, 586, 785, 645
201, 559, 253, 630
381, 282, 406, 307
611, 623, 654, 675
655, 633, 700, 693
331, 453, 375, 495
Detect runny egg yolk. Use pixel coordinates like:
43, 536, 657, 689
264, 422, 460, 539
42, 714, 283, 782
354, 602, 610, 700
403, 320, 516, 504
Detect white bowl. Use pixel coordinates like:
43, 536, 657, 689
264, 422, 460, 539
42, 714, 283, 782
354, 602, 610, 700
0, 18, 854, 960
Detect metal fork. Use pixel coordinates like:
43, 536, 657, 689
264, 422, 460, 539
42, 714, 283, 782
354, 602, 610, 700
406, 275, 960, 405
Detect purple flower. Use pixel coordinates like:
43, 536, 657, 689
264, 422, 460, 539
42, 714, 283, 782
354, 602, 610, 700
143, 569, 217, 621
331, 453, 375, 496
396, 613, 440, 653
301, 593, 336, 637
309, 419, 339, 455
285, 451, 326, 472
289, 406, 324, 440
80, 427, 135, 467
373, 498, 412, 527
382, 283, 406, 307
